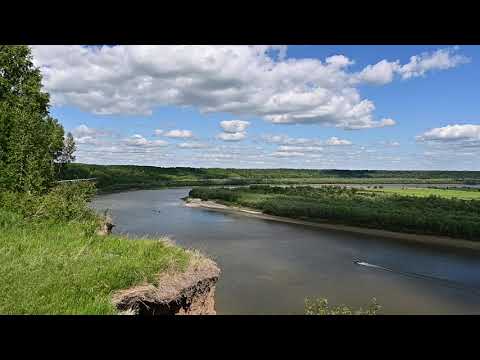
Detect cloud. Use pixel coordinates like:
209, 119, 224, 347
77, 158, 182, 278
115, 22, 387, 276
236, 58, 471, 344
262, 134, 352, 146
31, 46, 468, 132
353, 47, 469, 85
72, 124, 97, 137
353, 60, 400, 85
278, 146, 323, 152
378, 118, 396, 127
416, 124, 480, 142
163, 129, 193, 138
216, 120, 250, 141
216, 132, 246, 141
262, 134, 321, 146
31, 46, 465, 130
380, 140, 400, 147
123, 134, 168, 147
154, 129, 164, 136
177, 142, 209, 149
220, 120, 250, 133
75, 136, 101, 145
270, 151, 305, 157
398, 48, 470, 79
325, 136, 352, 145
325, 55, 354, 68
71, 124, 109, 145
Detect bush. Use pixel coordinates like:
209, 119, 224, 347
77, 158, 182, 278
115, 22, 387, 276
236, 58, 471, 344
0, 181, 97, 223
305, 297, 380, 315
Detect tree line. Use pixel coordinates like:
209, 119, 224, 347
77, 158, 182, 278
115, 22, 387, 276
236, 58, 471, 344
189, 186, 480, 241
0, 45, 75, 194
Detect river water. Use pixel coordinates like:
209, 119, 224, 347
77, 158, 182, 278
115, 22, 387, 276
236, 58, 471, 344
91, 188, 480, 314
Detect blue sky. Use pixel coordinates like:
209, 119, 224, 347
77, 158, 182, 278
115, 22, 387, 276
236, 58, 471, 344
32, 45, 480, 170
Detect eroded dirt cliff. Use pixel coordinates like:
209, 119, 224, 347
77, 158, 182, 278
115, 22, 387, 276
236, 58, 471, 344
112, 255, 220, 315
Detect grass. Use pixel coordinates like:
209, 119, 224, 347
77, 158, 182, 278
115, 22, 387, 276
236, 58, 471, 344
366, 187, 480, 200
0, 209, 191, 315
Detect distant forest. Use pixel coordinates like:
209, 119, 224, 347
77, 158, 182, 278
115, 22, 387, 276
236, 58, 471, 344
62, 163, 480, 193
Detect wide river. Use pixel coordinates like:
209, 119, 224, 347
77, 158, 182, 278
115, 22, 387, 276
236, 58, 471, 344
92, 188, 480, 314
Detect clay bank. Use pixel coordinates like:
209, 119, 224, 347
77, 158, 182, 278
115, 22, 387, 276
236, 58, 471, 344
113, 253, 220, 315
98, 213, 221, 315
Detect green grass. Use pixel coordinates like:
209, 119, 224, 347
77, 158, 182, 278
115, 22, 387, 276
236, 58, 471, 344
366, 188, 480, 200
0, 210, 190, 315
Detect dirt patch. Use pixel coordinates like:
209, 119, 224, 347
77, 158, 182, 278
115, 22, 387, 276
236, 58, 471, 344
112, 253, 220, 315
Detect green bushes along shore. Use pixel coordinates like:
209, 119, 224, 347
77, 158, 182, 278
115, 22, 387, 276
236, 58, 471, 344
189, 185, 480, 241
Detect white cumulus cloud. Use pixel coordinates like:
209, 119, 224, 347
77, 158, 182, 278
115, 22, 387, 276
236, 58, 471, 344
325, 137, 352, 145
398, 47, 470, 80
353, 60, 400, 85
163, 129, 193, 138
71, 124, 109, 145
270, 151, 305, 157
220, 120, 250, 133
177, 142, 209, 149
216, 132, 246, 141
416, 124, 480, 142
30, 46, 467, 130
278, 146, 323, 152
352, 47, 469, 85
124, 134, 168, 147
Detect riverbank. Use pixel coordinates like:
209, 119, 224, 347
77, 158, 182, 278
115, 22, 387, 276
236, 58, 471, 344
189, 185, 480, 242
185, 197, 480, 251
0, 184, 220, 315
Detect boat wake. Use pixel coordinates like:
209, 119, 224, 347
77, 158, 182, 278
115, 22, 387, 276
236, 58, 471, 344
354, 260, 480, 296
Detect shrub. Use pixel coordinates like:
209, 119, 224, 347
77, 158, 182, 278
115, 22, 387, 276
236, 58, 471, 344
0, 181, 97, 223
305, 297, 381, 315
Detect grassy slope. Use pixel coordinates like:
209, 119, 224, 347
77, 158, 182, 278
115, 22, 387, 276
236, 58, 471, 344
0, 210, 190, 315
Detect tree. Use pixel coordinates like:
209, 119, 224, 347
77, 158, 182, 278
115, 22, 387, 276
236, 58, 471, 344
57, 132, 76, 179
0, 45, 65, 194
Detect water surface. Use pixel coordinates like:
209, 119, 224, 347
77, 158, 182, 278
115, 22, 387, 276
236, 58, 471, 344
92, 188, 480, 314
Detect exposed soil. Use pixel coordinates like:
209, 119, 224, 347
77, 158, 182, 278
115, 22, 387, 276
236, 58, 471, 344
112, 255, 220, 315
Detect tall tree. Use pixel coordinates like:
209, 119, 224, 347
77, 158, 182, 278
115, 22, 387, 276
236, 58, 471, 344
0, 45, 65, 194
57, 132, 76, 178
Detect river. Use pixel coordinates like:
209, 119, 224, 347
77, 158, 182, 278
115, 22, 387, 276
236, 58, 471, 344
91, 188, 480, 314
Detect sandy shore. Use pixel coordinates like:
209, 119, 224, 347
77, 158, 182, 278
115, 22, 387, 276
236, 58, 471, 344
184, 197, 480, 251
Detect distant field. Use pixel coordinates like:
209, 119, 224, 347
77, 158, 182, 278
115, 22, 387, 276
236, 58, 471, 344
366, 188, 480, 200
61, 163, 480, 193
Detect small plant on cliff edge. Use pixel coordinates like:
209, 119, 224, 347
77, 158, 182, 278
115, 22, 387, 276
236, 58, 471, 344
305, 297, 381, 315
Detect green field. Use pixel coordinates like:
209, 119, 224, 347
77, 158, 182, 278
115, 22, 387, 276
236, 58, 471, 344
366, 187, 480, 200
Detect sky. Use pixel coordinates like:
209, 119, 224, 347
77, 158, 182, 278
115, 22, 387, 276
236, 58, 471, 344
31, 45, 480, 170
